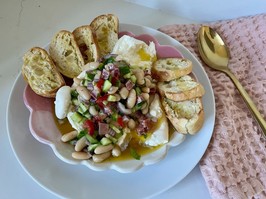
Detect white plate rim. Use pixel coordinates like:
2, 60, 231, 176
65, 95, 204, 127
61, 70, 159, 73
7, 23, 215, 199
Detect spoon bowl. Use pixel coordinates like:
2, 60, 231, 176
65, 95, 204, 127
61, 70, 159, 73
197, 26, 266, 137
197, 26, 229, 71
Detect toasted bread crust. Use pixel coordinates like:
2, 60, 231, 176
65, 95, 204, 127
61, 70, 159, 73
158, 75, 205, 101
162, 97, 204, 134
152, 58, 193, 81
22, 47, 65, 98
73, 25, 100, 64
90, 14, 119, 57
49, 30, 85, 78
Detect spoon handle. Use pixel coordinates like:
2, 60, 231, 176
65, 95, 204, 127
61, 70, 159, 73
225, 70, 266, 137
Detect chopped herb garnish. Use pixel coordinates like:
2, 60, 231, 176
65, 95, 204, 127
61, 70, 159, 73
77, 130, 87, 139
130, 147, 141, 160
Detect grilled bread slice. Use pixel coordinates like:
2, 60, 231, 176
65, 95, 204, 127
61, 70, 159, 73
152, 58, 192, 82
90, 14, 119, 57
162, 97, 204, 134
22, 47, 65, 98
73, 25, 100, 64
49, 30, 85, 78
158, 75, 205, 101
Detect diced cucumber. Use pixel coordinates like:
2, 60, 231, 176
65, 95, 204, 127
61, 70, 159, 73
70, 112, 83, 123
88, 143, 100, 152
83, 111, 91, 119
130, 75, 137, 83
123, 73, 131, 79
72, 98, 79, 106
107, 95, 117, 102
100, 137, 112, 145
135, 87, 142, 95
82, 79, 89, 87
85, 134, 99, 144
105, 134, 118, 143
111, 112, 118, 121
78, 103, 88, 114
110, 124, 121, 134
103, 80, 112, 92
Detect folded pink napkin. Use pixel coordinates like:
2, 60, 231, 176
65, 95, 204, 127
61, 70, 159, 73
159, 14, 266, 199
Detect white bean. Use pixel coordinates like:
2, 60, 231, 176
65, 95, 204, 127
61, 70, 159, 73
92, 151, 111, 162
134, 69, 145, 85
72, 151, 91, 160
82, 62, 99, 71
144, 77, 151, 87
119, 87, 129, 99
127, 89, 137, 109
114, 93, 121, 101
75, 136, 87, 152
118, 102, 132, 115
141, 93, 149, 101
61, 130, 78, 142
89, 106, 98, 116
141, 87, 150, 93
73, 77, 81, 87
127, 119, 136, 129
112, 146, 121, 157
76, 86, 91, 100
142, 105, 149, 114
94, 144, 114, 154
108, 86, 119, 94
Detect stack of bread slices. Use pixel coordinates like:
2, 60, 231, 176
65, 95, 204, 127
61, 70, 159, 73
22, 14, 118, 97
153, 58, 205, 134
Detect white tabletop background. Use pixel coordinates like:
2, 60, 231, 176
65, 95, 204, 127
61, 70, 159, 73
1, 0, 265, 198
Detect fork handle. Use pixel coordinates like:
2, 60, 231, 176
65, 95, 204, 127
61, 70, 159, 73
225, 70, 266, 137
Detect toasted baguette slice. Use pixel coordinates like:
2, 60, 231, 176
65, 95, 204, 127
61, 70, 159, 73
158, 75, 205, 101
22, 47, 65, 98
162, 97, 204, 134
73, 25, 100, 64
49, 30, 85, 78
152, 58, 192, 81
90, 14, 119, 57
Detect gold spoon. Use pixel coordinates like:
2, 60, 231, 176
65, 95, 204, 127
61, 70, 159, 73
197, 26, 266, 137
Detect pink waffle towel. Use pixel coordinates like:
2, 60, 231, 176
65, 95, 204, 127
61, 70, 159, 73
159, 14, 266, 199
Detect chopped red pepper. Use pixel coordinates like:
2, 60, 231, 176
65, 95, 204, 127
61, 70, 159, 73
96, 94, 109, 108
117, 116, 124, 127
96, 78, 105, 90
83, 120, 95, 135
111, 76, 119, 85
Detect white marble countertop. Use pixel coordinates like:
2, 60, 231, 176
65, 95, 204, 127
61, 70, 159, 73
1, 0, 248, 198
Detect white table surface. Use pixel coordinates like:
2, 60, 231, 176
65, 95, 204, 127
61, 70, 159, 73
0, 1, 213, 198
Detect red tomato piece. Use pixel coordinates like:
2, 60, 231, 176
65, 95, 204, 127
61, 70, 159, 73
83, 120, 95, 135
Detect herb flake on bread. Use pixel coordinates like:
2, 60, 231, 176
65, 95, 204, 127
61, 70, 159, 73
158, 75, 205, 102
162, 97, 204, 134
152, 58, 193, 82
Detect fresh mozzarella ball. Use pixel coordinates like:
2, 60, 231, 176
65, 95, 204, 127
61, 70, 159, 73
54, 86, 72, 119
